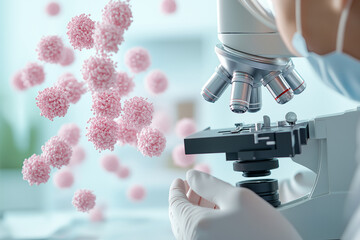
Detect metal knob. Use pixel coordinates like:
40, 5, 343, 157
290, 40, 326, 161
285, 112, 297, 125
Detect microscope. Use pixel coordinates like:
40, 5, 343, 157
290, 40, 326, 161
184, 1, 360, 239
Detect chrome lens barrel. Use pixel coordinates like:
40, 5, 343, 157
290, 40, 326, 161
230, 72, 254, 113
201, 65, 232, 103
262, 71, 294, 104
282, 60, 306, 94
248, 82, 262, 113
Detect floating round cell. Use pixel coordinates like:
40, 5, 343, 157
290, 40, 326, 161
72, 189, 96, 212
116, 166, 130, 179
53, 168, 74, 188
42, 136, 72, 169
36, 86, 70, 121
124, 47, 151, 74
46, 2, 60, 16
172, 144, 195, 168
91, 90, 122, 119
93, 22, 124, 54
122, 96, 154, 129
193, 163, 211, 174
137, 127, 166, 157
151, 111, 172, 134
113, 72, 134, 97
175, 118, 196, 138
57, 73, 86, 104
127, 184, 146, 202
22, 62, 45, 87
82, 56, 116, 92
58, 123, 81, 146
36, 35, 64, 64
11, 70, 27, 91
86, 117, 119, 151
89, 206, 104, 222
59, 47, 75, 66
69, 145, 86, 166
102, 0, 133, 31
117, 119, 138, 146
100, 154, 120, 172
22, 154, 51, 186
67, 14, 95, 50
161, 0, 177, 14
145, 70, 168, 94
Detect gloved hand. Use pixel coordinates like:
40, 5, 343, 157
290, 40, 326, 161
169, 170, 302, 240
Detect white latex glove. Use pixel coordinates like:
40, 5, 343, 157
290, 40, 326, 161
169, 170, 302, 240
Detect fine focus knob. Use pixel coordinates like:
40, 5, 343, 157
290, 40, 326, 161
285, 112, 297, 125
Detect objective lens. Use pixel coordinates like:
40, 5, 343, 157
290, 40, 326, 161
201, 65, 232, 103
282, 60, 306, 94
262, 71, 294, 104
248, 82, 262, 113
229, 72, 254, 113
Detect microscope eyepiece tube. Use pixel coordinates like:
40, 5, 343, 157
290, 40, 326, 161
201, 65, 232, 103
248, 82, 262, 113
262, 71, 294, 104
282, 60, 306, 94
229, 72, 254, 113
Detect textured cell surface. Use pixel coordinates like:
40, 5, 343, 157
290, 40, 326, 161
93, 22, 124, 54
89, 206, 104, 222
69, 145, 86, 166
42, 136, 72, 168
86, 117, 119, 151
58, 123, 81, 146
57, 73, 86, 104
22, 62, 45, 87
36, 86, 70, 121
82, 56, 116, 92
91, 90, 122, 119
59, 47, 75, 66
193, 163, 211, 174
100, 154, 120, 172
53, 168, 74, 188
12, 70, 27, 91
117, 119, 138, 146
151, 111, 172, 134
137, 127, 166, 157
122, 96, 154, 129
67, 14, 95, 50
36, 35, 64, 63
72, 189, 96, 212
22, 154, 51, 186
127, 184, 146, 202
145, 70, 168, 94
113, 72, 134, 97
102, 0, 133, 31
124, 47, 151, 74
172, 144, 195, 168
116, 166, 130, 179
46, 2, 60, 16
161, 0, 177, 14
175, 118, 196, 138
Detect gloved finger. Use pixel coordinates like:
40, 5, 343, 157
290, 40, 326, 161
187, 188, 217, 209
186, 170, 236, 209
184, 180, 190, 194
169, 178, 197, 215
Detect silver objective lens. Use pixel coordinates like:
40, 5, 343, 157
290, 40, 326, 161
201, 65, 232, 103
230, 72, 254, 113
248, 82, 262, 113
282, 60, 306, 94
262, 71, 294, 104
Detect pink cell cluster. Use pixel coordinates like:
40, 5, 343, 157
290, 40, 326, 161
69, 145, 86, 166
102, 0, 133, 31
193, 163, 211, 174
114, 72, 134, 97
53, 168, 74, 188
82, 56, 116, 92
122, 96, 154, 129
145, 70, 168, 94
93, 22, 124, 54
59, 47, 75, 66
116, 166, 130, 179
137, 127, 166, 157
22, 154, 51, 186
58, 123, 81, 146
161, 0, 177, 14
127, 184, 146, 202
86, 117, 119, 151
42, 136, 72, 169
67, 14, 95, 50
57, 73, 86, 104
36, 86, 70, 121
89, 206, 104, 222
172, 144, 195, 168
46, 2, 61, 16
91, 90, 122, 119
22, 62, 45, 88
72, 189, 96, 212
124, 47, 151, 74
175, 118, 196, 138
151, 111, 172, 134
100, 154, 120, 172
36, 35, 64, 64
117, 119, 138, 146
12, 70, 27, 91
